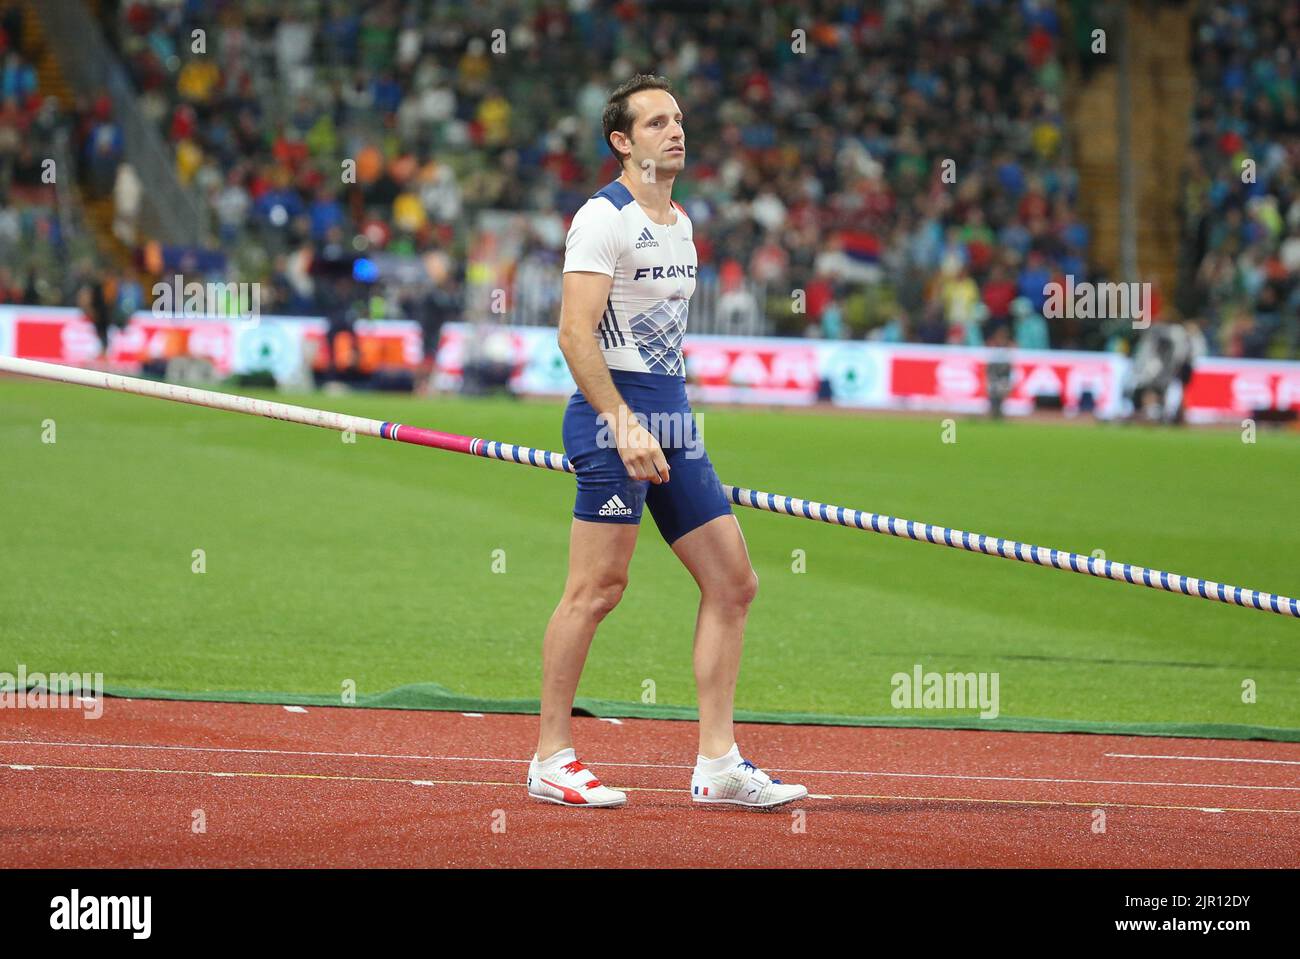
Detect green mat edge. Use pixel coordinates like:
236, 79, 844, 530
89, 682, 1300, 743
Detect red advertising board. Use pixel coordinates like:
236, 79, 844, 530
888, 349, 1126, 415
6, 310, 1299, 423
1183, 359, 1300, 420
0, 308, 423, 376
8, 308, 101, 365
686, 340, 816, 395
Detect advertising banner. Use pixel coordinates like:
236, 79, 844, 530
5, 308, 1298, 424
432, 324, 1136, 418
0, 309, 424, 381
1181, 357, 1300, 421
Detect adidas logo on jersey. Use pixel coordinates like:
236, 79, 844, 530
634, 227, 659, 249
598, 494, 633, 517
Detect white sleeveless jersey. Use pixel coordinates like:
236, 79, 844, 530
562, 180, 697, 376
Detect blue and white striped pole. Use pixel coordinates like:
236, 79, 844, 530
454, 424, 1298, 620
723, 484, 1299, 619
4, 355, 1296, 619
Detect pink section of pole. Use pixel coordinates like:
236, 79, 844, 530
383, 424, 474, 455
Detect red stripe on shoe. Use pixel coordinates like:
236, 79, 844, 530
540, 778, 588, 804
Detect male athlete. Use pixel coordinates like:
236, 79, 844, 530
526, 75, 807, 809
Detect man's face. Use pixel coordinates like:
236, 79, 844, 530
621, 89, 685, 177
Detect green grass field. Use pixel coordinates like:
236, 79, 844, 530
2, 377, 1297, 739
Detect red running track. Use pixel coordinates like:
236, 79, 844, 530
1, 697, 1297, 868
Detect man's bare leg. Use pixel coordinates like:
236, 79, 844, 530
669, 514, 759, 759
535, 518, 640, 760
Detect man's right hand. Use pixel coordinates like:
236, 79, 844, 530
618, 420, 670, 484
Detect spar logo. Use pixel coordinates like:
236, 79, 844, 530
896, 355, 1121, 414
50, 890, 151, 939
1178, 363, 1300, 416
1227, 371, 1300, 411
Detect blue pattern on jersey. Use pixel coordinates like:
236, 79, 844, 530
629, 299, 688, 375
593, 180, 635, 210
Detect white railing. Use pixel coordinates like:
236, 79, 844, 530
35, 0, 203, 245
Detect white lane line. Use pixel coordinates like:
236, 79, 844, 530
1, 739, 1296, 793
0, 739, 535, 762
1106, 752, 1300, 766
2, 762, 1297, 817
820, 772, 1300, 793
461, 713, 483, 718
8, 765, 33, 771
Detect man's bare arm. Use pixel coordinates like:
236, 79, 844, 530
558, 271, 670, 484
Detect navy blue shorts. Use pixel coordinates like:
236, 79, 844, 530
562, 370, 733, 545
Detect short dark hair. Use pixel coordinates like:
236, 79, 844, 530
602, 74, 673, 166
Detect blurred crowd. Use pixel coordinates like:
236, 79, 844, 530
0, 0, 1294, 361
1180, 0, 1300, 358
0, 4, 149, 337
100, 0, 1079, 348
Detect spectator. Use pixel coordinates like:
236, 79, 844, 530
113, 162, 143, 245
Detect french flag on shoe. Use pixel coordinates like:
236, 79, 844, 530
690, 749, 808, 808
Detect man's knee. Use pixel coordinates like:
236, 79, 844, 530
738, 568, 759, 607
706, 567, 758, 609
564, 576, 629, 624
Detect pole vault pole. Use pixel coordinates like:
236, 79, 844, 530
2, 355, 1296, 619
